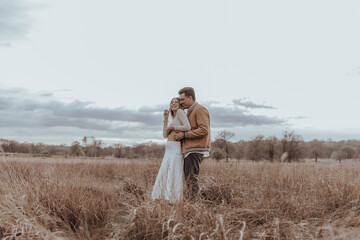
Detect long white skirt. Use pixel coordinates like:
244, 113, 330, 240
152, 141, 183, 202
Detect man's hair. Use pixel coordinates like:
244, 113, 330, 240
178, 87, 196, 101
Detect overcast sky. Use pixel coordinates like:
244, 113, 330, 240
1, 0, 360, 145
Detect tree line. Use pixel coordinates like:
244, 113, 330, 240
212, 130, 360, 162
1, 131, 360, 162
0, 137, 165, 160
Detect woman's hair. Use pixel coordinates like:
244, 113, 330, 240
169, 97, 181, 119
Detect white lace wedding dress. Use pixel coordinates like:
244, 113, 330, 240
152, 109, 190, 202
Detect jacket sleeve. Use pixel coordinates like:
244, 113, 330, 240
163, 121, 168, 138
174, 109, 191, 132
186, 108, 210, 139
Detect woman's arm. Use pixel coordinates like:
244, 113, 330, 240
174, 109, 191, 131
162, 110, 169, 138
163, 120, 169, 138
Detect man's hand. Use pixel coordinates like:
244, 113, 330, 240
173, 131, 185, 141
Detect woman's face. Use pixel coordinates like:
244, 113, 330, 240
170, 98, 180, 111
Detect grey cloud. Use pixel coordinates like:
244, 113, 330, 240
207, 105, 285, 127
0, 88, 27, 95
292, 116, 307, 120
0, 42, 11, 47
351, 66, 360, 75
0, 0, 35, 43
138, 105, 167, 113
55, 89, 72, 93
0, 88, 287, 144
202, 101, 220, 105
0, 88, 163, 132
1, 88, 286, 129
0, 98, 11, 109
233, 99, 276, 109
37, 92, 54, 97
2, 98, 163, 127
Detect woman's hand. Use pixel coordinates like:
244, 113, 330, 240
167, 126, 174, 135
163, 110, 169, 121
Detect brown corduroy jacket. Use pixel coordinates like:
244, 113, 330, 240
181, 103, 211, 154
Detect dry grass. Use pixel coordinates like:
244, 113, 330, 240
0, 156, 360, 239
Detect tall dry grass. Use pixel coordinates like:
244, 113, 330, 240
0, 156, 360, 239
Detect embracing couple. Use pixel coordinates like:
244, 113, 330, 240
151, 87, 211, 202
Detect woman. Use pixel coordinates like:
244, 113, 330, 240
151, 97, 191, 202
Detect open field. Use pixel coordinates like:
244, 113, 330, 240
0, 156, 360, 239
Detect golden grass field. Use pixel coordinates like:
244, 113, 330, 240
0, 155, 360, 239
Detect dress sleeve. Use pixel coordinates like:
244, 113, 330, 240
163, 120, 168, 138
174, 109, 191, 131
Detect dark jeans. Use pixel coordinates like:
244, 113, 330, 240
184, 153, 203, 197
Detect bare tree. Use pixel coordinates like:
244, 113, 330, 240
113, 143, 124, 158
331, 147, 355, 163
331, 151, 343, 163
308, 139, 324, 162
82, 136, 87, 146
217, 130, 235, 162
281, 131, 304, 162
264, 136, 279, 162
245, 135, 265, 161
234, 140, 246, 160
84, 137, 103, 157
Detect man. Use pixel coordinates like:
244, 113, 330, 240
173, 87, 210, 198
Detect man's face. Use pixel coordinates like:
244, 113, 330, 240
179, 93, 193, 109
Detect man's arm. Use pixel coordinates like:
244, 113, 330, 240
185, 108, 210, 139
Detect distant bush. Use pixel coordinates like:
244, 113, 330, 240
70, 141, 85, 157
212, 150, 225, 161
342, 146, 355, 159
